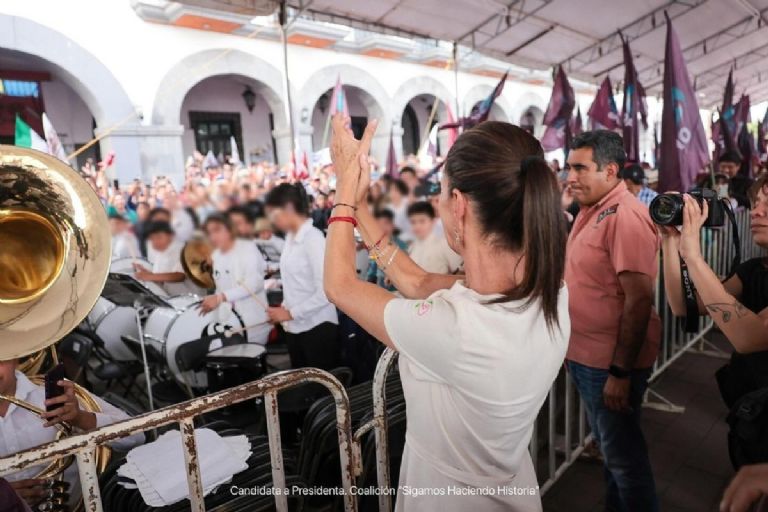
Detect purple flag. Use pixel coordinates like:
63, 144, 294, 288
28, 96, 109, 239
659, 13, 710, 192
385, 130, 398, 177
571, 106, 583, 136
621, 35, 648, 163
758, 108, 768, 157
738, 122, 755, 178
588, 77, 620, 131
541, 65, 575, 152
439, 71, 508, 132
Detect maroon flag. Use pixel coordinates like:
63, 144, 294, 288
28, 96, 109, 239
659, 13, 710, 192
541, 65, 575, 152
439, 71, 508, 132
737, 122, 755, 178
621, 34, 648, 163
758, 108, 768, 157
385, 130, 398, 177
571, 106, 583, 136
588, 77, 620, 131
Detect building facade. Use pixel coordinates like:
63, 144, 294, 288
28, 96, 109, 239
0, 0, 613, 185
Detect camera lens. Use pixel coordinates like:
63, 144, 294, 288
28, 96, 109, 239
649, 194, 683, 226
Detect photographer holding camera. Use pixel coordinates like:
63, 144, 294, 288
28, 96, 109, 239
660, 174, 768, 470
660, 175, 768, 353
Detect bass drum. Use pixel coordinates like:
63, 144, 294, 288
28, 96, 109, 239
110, 257, 168, 297
143, 295, 245, 388
86, 297, 139, 361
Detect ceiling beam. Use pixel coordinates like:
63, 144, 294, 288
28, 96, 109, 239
692, 42, 768, 96
642, 10, 768, 90
558, 0, 705, 73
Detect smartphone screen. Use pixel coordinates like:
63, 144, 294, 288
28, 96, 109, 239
44, 363, 67, 412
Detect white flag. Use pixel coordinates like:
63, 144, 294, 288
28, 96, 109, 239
229, 135, 241, 165
42, 113, 68, 163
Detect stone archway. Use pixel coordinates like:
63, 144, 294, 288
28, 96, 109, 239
391, 76, 455, 160
299, 64, 390, 164
152, 49, 290, 182
0, 14, 141, 180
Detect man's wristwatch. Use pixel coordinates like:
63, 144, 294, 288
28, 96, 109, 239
608, 365, 631, 379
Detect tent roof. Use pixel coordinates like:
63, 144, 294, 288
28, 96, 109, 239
291, 0, 768, 107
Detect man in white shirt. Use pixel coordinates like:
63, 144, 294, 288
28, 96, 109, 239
0, 359, 143, 509
407, 201, 463, 274
109, 212, 141, 260
135, 222, 203, 296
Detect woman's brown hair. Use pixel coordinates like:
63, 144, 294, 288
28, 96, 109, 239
443, 121, 567, 329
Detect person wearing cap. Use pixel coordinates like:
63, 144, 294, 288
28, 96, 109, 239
719, 150, 753, 208
134, 221, 200, 296
108, 211, 141, 260
620, 164, 658, 207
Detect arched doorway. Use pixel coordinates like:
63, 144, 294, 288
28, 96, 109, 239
309, 84, 382, 149
299, 65, 390, 164
0, 14, 140, 180
519, 105, 544, 136
0, 49, 99, 168
180, 75, 278, 165
401, 94, 448, 157
152, 49, 289, 183
391, 76, 455, 161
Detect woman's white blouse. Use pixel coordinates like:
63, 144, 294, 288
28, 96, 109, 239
279, 219, 338, 334
383, 281, 570, 511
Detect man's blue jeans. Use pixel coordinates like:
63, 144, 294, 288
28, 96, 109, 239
567, 361, 659, 512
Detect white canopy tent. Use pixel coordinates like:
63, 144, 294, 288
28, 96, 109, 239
288, 0, 768, 108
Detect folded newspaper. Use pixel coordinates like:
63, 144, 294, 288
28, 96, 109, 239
117, 428, 251, 507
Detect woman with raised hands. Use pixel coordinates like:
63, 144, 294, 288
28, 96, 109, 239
324, 115, 570, 511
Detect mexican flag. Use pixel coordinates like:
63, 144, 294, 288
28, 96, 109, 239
15, 114, 48, 152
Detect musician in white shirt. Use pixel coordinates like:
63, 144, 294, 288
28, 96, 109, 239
109, 212, 141, 260
198, 213, 271, 345
135, 221, 202, 296
0, 359, 144, 509
264, 184, 339, 370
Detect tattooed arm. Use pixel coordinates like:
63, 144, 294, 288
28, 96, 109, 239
685, 256, 768, 353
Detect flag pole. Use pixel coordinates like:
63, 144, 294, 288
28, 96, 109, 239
452, 41, 461, 120
321, 92, 334, 148
420, 98, 441, 151
279, 1, 297, 158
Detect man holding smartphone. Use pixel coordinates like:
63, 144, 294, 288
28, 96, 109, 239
0, 359, 144, 508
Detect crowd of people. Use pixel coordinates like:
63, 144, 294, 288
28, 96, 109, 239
3, 114, 768, 512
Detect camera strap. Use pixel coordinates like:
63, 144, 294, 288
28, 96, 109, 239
679, 198, 741, 333
680, 256, 699, 332
722, 198, 741, 282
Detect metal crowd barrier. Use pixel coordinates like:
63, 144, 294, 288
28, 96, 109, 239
530, 206, 766, 494
1, 211, 764, 512
0, 368, 360, 512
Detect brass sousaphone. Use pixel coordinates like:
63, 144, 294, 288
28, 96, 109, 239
0, 146, 112, 509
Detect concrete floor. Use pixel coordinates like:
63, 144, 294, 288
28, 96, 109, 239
543, 333, 736, 512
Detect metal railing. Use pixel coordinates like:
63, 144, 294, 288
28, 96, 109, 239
1, 210, 764, 511
530, 206, 765, 494
0, 368, 360, 512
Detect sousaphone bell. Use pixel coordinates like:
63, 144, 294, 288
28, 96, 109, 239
0, 146, 112, 510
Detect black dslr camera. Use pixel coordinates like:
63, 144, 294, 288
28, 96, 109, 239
649, 188, 725, 227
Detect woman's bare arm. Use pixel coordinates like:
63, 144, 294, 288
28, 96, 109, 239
356, 206, 461, 299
